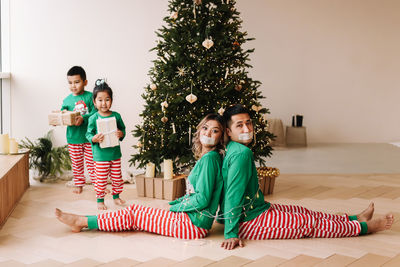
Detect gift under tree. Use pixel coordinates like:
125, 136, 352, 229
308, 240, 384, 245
130, 0, 274, 173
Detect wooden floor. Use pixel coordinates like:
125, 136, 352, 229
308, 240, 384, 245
0, 173, 400, 266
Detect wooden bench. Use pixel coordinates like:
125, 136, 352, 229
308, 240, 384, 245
0, 153, 30, 228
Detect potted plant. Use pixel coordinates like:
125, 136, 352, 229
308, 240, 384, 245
19, 131, 71, 182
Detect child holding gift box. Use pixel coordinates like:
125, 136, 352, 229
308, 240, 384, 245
56, 113, 224, 240
86, 79, 126, 210
61, 66, 97, 194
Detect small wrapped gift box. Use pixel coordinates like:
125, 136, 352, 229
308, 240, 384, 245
96, 117, 119, 148
48, 110, 80, 126
257, 167, 280, 195
135, 174, 186, 201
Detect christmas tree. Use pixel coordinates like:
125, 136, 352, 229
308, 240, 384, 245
130, 0, 274, 173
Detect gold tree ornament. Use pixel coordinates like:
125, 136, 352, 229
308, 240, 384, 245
185, 93, 197, 104
170, 12, 178, 20
161, 101, 169, 109
176, 66, 187, 77
235, 84, 243, 91
218, 107, 225, 115
252, 105, 262, 112
150, 84, 157, 90
194, 0, 202, 5
161, 117, 168, 123
202, 38, 214, 49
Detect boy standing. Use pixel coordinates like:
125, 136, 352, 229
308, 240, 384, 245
61, 66, 96, 194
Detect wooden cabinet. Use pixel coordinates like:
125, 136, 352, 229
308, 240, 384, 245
0, 153, 30, 227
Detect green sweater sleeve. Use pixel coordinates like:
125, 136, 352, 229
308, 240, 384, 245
86, 114, 97, 144
223, 152, 252, 239
61, 98, 68, 111
169, 154, 218, 212
82, 99, 96, 123
168, 195, 187, 205
116, 113, 126, 141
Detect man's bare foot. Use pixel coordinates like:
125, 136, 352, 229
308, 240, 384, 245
357, 202, 374, 222
367, 214, 394, 233
55, 208, 88, 232
97, 202, 107, 210
73, 186, 83, 194
114, 198, 126, 206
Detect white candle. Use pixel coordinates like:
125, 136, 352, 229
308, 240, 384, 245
0, 134, 9, 154
9, 138, 19, 154
145, 162, 155, 178
163, 159, 173, 179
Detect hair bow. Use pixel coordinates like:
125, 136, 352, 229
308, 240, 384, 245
96, 79, 106, 86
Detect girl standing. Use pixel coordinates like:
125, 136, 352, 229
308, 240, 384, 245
86, 79, 126, 210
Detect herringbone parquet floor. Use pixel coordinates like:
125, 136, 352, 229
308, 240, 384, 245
1, 173, 400, 266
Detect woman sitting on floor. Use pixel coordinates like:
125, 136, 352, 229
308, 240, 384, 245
56, 113, 225, 240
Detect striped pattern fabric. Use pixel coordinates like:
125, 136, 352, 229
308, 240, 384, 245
239, 203, 361, 240
68, 143, 95, 187
94, 159, 123, 199
97, 204, 208, 239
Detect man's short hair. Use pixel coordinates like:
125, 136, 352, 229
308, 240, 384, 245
223, 104, 250, 128
67, 66, 86, 81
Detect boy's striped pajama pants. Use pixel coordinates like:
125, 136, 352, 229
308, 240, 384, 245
95, 204, 208, 239
94, 159, 123, 199
68, 143, 95, 187
239, 203, 362, 240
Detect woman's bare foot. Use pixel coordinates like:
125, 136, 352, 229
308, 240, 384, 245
114, 198, 126, 206
73, 186, 83, 194
97, 202, 107, 210
55, 208, 88, 232
367, 214, 394, 233
357, 202, 374, 222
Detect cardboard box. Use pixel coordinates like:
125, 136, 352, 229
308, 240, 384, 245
257, 167, 280, 195
135, 175, 145, 197
48, 110, 80, 126
164, 175, 186, 201
135, 174, 186, 200
144, 177, 154, 197
97, 117, 119, 148
154, 178, 164, 199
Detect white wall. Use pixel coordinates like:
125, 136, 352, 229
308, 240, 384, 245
8, 0, 400, 171
237, 0, 400, 143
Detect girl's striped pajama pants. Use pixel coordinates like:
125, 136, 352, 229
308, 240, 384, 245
68, 143, 95, 187
94, 159, 123, 199
96, 204, 208, 239
239, 203, 362, 239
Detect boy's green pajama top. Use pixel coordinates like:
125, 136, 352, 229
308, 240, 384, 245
61, 91, 96, 144
86, 111, 126, 162
169, 150, 223, 230
218, 141, 368, 240
218, 141, 270, 239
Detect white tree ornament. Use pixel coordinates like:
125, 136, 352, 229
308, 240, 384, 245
202, 38, 214, 49
186, 94, 198, 104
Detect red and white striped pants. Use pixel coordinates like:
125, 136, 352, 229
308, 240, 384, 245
68, 143, 95, 187
94, 159, 123, 199
239, 203, 361, 240
97, 204, 208, 239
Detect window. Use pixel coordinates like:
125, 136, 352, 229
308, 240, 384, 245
1, 0, 10, 135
